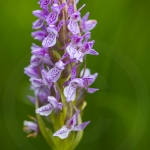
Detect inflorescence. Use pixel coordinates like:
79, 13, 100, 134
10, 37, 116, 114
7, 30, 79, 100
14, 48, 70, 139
23, 0, 98, 148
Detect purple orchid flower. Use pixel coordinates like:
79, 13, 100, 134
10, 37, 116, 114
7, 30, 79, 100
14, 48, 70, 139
53, 111, 90, 139
39, 0, 51, 9
41, 60, 65, 87
31, 44, 54, 66
23, 118, 38, 138
75, 40, 99, 62
24, 65, 40, 78
80, 68, 99, 93
36, 96, 63, 116
42, 21, 63, 47
64, 78, 84, 102
67, 4, 85, 34
81, 12, 97, 33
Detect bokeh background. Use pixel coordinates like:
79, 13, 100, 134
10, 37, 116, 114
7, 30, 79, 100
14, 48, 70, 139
0, 0, 150, 149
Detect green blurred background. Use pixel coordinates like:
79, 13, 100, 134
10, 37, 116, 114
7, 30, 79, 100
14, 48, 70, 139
0, 0, 150, 149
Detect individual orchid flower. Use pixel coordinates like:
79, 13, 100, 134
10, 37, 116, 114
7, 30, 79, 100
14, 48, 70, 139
53, 111, 90, 139
66, 34, 83, 60
42, 60, 65, 87
64, 78, 84, 102
23, 116, 38, 138
81, 12, 97, 33
80, 68, 99, 93
42, 21, 63, 47
24, 65, 40, 78
32, 10, 46, 20
75, 40, 99, 62
36, 96, 63, 116
31, 44, 54, 66
46, 3, 66, 25
67, 4, 86, 34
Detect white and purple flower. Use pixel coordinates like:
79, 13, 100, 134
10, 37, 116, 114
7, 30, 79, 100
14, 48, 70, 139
24, 0, 99, 146
53, 111, 90, 139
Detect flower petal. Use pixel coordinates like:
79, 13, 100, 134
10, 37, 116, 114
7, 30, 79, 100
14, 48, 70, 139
72, 121, 90, 131
67, 19, 80, 35
27, 96, 36, 104
30, 55, 41, 66
82, 12, 89, 23
42, 32, 57, 48
32, 30, 47, 41
87, 88, 99, 93
30, 78, 44, 87
66, 43, 77, 59
53, 126, 70, 139
32, 10, 45, 20
80, 68, 91, 78
24, 120, 38, 132
32, 19, 44, 29
46, 11, 59, 25
36, 103, 53, 116
47, 96, 63, 110
83, 20, 97, 32
66, 110, 79, 128
47, 67, 62, 83
86, 49, 99, 55
64, 85, 76, 102
68, 4, 74, 16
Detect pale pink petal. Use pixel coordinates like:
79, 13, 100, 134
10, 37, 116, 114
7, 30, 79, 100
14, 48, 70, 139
42, 32, 57, 48
36, 104, 53, 116
72, 121, 90, 131
53, 126, 70, 139
64, 85, 76, 102
86, 49, 99, 55
67, 20, 80, 35
47, 67, 62, 82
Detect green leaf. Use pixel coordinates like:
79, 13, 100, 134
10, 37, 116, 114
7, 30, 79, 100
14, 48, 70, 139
36, 100, 56, 149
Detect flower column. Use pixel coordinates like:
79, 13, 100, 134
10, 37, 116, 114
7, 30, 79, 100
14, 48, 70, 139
23, 0, 99, 150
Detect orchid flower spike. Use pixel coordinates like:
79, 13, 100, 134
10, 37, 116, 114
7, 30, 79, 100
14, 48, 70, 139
24, 0, 99, 149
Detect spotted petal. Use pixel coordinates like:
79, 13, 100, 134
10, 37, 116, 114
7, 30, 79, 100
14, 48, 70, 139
68, 4, 74, 16
46, 11, 59, 25
67, 20, 80, 35
71, 66, 76, 80
42, 32, 57, 48
64, 85, 76, 102
66, 43, 77, 59
47, 67, 62, 83
36, 103, 53, 116
86, 49, 99, 55
53, 126, 70, 139
32, 19, 44, 29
